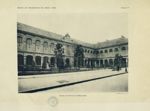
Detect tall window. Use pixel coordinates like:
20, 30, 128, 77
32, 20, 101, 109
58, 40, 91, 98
121, 47, 126, 51
105, 49, 108, 53
35, 56, 41, 65
43, 41, 48, 50
100, 50, 103, 53
18, 54, 24, 65
18, 36, 22, 46
35, 40, 40, 50
26, 55, 33, 65
115, 48, 119, 52
109, 49, 113, 52
26, 38, 32, 48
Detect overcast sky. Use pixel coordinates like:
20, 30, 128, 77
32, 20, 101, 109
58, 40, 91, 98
17, 13, 128, 43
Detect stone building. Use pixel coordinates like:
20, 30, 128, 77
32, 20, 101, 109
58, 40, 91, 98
17, 22, 128, 73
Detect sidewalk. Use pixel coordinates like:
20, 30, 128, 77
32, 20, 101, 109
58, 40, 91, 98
18, 68, 127, 93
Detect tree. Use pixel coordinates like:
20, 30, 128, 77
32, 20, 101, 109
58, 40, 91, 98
114, 54, 123, 71
54, 43, 64, 71
74, 45, 84, 68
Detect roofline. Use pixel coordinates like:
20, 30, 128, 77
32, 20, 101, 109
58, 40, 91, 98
17, 22, 128, 49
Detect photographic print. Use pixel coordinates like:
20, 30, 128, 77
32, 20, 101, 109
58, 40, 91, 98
17, 13, 128, 93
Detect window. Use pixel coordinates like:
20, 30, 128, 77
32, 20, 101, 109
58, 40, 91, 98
50, 43, 54, 50
18, 36, 22, 44
105, 50, 108, 53
26, 55, 33, 65
43, 41, 48, 50
115, 48, 119, 52
109, 49, 113, 52
121, 47, 126, 51
100, 50, 103, 53
18, 54, 24, 65
35, 40, 40, 49
35, 56, 41, 65
97, 51, 99, 54
26, 38, 32, 48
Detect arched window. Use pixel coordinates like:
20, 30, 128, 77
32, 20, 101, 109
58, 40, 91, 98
26, 55, 33, 65
35, 40, 40, 50
65, 58, 70, 67
115, 48, 119, 52
109, 59, 113, 65
26, 38, 32, 48
35, 56, 41, 65
18, 36, 22, 46
121, 47, 126, 51
18, 54, 24, 65
109, 49, 113, 52
105, 49, 108, 53
100, 50, 103, 53
50, 57, 55, 66
43, 41, 48, 50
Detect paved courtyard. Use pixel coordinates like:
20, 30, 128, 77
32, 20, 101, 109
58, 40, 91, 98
40, 73, 128, 92
18, 68, 128, 93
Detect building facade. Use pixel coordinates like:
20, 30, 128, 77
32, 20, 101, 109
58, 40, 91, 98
17, 22, 128, 73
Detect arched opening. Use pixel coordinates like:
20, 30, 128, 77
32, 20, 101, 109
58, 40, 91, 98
109, 59, 113, 67
121, 58, 127, 67
26, 55, 33, 65
104, 60, 108, 67
18, 54, 24, 65
109, 49, 113, 52
35, 40, 40, 51
50, 57, 55, 66
18, 54, 24, 71
26, 55, 34, 70
42, 56, 49, 69
100, 60, 103, 67
85, 60, 88, 67
35, 56, 41, 65
121, 47, 126, 51
65, 58, 70, 67
26, 38, 32, 49
96, 60, 99, 67
115, 48, 119, 52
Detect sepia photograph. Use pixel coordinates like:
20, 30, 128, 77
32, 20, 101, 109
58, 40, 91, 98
17, 13, 128, 93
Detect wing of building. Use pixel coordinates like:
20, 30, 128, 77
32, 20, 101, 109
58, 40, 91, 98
17, 22, 128, 74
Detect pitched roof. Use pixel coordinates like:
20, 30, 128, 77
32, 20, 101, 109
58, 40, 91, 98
17, 22, 128, 49
95, 36, 128, 48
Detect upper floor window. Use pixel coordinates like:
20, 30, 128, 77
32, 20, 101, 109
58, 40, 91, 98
115, 48, 119, 52
100, 50, 103, 53
104, 50, 108, 53
35, 40, 40, 49
43, 41, 48, 49
121, 47, 126, 51
109, 49, 113, 52
26, 38, 32, 48
18, 36, 22, 43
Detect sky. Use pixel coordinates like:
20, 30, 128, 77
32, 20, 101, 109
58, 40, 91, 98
17, 13, 128, 43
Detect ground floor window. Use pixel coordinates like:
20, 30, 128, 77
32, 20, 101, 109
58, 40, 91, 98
18, 54, 24, 65
35, 56, 41, 65
50, 57, 55, 66
26, 55, 33, 65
